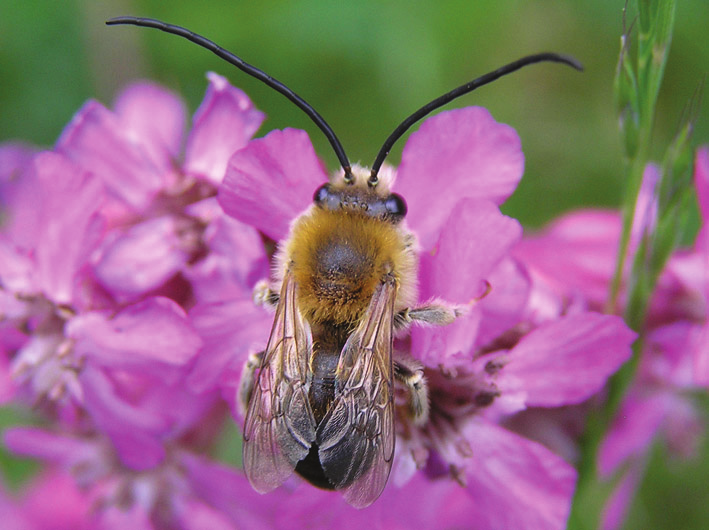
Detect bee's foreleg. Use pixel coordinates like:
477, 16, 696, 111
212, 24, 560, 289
394, 301, 463, 333
253, 280, 279, 309
394, 356, 429, 426
237, 350, 264, 416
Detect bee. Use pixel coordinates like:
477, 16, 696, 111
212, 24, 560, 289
108, 16, 582, 508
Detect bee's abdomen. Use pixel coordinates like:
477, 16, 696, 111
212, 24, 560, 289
308, 344, 340, 424
296, 324, 347, 490
295, 443, 335, 490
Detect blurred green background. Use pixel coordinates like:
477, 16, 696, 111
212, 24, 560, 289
1, 1, 708, 528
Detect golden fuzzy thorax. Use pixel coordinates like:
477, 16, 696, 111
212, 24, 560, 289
287, 206, 415, 326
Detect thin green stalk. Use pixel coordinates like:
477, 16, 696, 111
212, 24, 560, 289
569, 1, 680, 528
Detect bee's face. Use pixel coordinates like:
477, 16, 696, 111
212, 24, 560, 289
313, 166, 407, 223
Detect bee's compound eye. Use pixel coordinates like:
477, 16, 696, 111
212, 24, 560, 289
314, 183, 330, 204
314, 183, 340, 210
385, 193, 407, 219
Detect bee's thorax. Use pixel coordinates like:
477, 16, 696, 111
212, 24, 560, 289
287, 208, 411, 326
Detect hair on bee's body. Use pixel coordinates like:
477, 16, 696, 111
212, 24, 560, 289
259, 165, 418, 493
278, 166, 417, 326
107, 15, 582, 509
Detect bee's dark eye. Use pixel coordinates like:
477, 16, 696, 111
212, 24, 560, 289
314, 183, 342, 210
314, 183, 330, 204
385, 193, 407, 219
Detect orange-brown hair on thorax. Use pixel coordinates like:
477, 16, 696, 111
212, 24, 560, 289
287, 204, 410, 327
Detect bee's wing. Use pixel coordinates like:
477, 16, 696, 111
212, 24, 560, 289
316, 275, 397, 508
242, 269, 316, 493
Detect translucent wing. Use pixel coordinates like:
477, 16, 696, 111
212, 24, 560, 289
315, 274, 397, 508
242, 269, 316, 492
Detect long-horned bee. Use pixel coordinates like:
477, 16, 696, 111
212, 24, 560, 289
108, 16, 581, 508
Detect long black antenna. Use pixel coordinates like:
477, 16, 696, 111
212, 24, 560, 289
369, 52, 583, 181
107, 16, 353, 180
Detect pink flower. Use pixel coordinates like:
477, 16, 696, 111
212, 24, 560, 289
512, 164, 660, 318
0, 75, 270, 489
0, 470, 91, 530
3, 428, 277, 530
689, 147, 709, 384
55, 73, 267, 303
0, 153, 207, 464
596, 148, 709, 528
516, 147, 709, 530
219, 106, 635, 528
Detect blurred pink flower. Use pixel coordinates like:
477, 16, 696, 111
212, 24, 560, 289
0, 470, 91, 530
54, 73, 268, 304
3, 428, 280, 530
0, 75, 272, 526
597, 147, 709, 529
515, 147, 709, 530
688, 147, 709, 384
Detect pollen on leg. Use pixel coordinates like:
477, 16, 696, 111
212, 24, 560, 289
253, 280, 279, 308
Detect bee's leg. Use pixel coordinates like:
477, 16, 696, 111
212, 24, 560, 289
253, 280, 279, 309
237, 350, 264, 416
394, 356, 429, 426
394, 302, 462, 333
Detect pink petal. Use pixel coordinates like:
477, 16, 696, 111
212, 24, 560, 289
693, 323, 709, 386
0, 237, 35, 293
0, 500, 32, 530
514, 210, 621, 308
218, 128, 328, 241
0, 144, 37, 231
184, 202, 269, 303
187, 299, 272, 395
418, 198, 522, 301
0, 142, 35, 183
645, 321, 697, 387
600, 465, 642, 530
177, 500, 238, 530
0, 346, 17, 403
0, 148, 41, 245
463, 419, 577, 530
598, 392, 666, 476
56, 100, 164, 210
184, 73, 265, 184
32, 152, 105, 305
661, 393, 703, 459
114, 81, 187, 172
275, 472, 478, 529
20, 471, 91, 530
4, 427, 101, 467
630, 164, 660, 247
68, 297, 202, 367
694, 146, 709, 234
98, 505, 154, 530
396, 107, 524, 250
79, 364, 167, 470
180, 452, 280, 530
411, 199, 521, 364
663, 251, 706, 314
94, 216, 188, 298
476, 257, 531, 346
499, 313, 635, 407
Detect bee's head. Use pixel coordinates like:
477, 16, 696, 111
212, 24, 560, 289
313, 165, 407, 223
